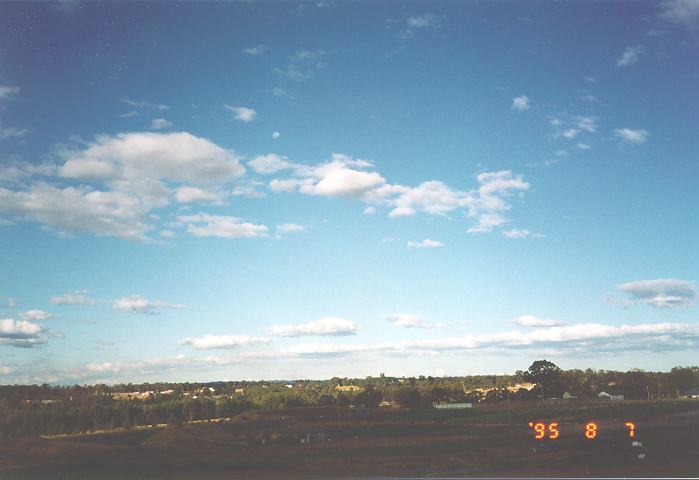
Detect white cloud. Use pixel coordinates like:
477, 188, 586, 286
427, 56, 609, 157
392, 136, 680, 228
59, 131, 245, 183
502, 229, 544, 239
120, 111, 138, 118
180, 334, 271, 349
561, 128, 578, 139
174, 186, 227, 204
402, 12, 443, 38
20, 310, 55, 321
514, 315, 565, 327
467, 212, 506, 233
575, 116, 597, 133
274, 50, 328, 82
271, 87, 290, 97
615, 128, 648, 144
276, 223, 305, 234
0, 127, 28, 140
51, 290, 96, 306
270, 178, 301, 192
407, 238, 444, 249
297, 154, 385, 197
386, 313, 425, 328
112, 294, 185, 315
0, 85, 20, 100
616, 45, 646, 67
120, 98, 169, 111
269, 317, 359, 337
511, 95, 530, 111
363, 206, 376, 215
272, 131, 280, 140
577, 142, 591, 150
0, 183, 153, 241
149, 118, 173, 130
659, 0, 699, 28
0, 318, 48, 348
248, 154, 293, 174
225, 105, 257, 122
617, 279, 697, 308
242, 45, 269, 55
176, 213, 268, 239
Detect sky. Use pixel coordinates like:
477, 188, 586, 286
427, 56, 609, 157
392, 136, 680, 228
0, 1, 698, 385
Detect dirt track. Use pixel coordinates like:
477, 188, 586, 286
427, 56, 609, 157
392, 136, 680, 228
1, 403, 698, 478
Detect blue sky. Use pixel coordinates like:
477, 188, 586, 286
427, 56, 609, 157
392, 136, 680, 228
0, 1, 698, 384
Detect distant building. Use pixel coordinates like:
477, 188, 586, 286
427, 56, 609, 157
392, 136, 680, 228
433, 402, 473, 410
683, 387, 699, 398
598, 391, 624, 401
335, 385, 363, 392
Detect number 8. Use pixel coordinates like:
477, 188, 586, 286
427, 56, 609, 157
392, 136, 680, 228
585, 422, 597, 439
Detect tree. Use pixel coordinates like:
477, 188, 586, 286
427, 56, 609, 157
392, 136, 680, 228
523, 360, 563, 398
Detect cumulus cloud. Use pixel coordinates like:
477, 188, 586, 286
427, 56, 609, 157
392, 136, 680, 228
276, 223, 305, 234
402, 12, 443, 38
174, 186, 227, 204
0, 85, 21, 101
268, 317, 359, 337
617, 279, 697, 308
242, 45, 269, 55
514, 315, 565, 327
616, 45, 646, 67
20, 310, 55, 321
112, 294, 185, 314
59, 132, 245, 183
51, 290, 96, 306
225, 105, 257, 122
0, 318, 48, 348
268, 153, 529, 234
180, 334, 271, 349
274, 49, 328, 82
407, 239, 444, 249
386, 313, 425, 328
149, 118, 173, 130
615, 128, 648, 144
0, 183, 154, 241
272, 131, 280, 140
502, 229, 543, 239
0, 127, 28, 140
659, 0, 699, 28
120, 98, 169, 111
248, 154, 294, 174
511, 95, 530, 111
289, 154, 386, 197
176, 213, 268, 239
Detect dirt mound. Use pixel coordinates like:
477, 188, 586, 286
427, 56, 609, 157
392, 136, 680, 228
141, 423, 243, 451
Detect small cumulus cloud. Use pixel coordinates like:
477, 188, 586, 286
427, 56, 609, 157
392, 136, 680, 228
276, 223, 305, 234
616, 45, 646, 67
225, 105, 257, 122
511, 95, 530, 111
112, 294, 185, 315
502, 229, 544, 239
514, 315, 565, 327
407, 238, 444, 249
248, 154, 293, 174
269, 317, 359, 337
120, 98, 170, 111
242, 45, 269, 56
615, 128, 648, 144
20, 310, 56, 321
51, 290, 96, 306
617, 279, 697, 308
658, 0, 699, 28
149, 118, 173, 130
175, 213, 268, 239
272, 131, 280, 140
180, 334, 271, 349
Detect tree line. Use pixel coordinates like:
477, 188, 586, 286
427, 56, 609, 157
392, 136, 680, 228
0, 363, 697, 438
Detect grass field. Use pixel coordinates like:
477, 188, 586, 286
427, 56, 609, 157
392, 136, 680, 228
1, 399, 698, 478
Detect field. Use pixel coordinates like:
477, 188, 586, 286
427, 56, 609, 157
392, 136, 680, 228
1, 399, 698, 479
